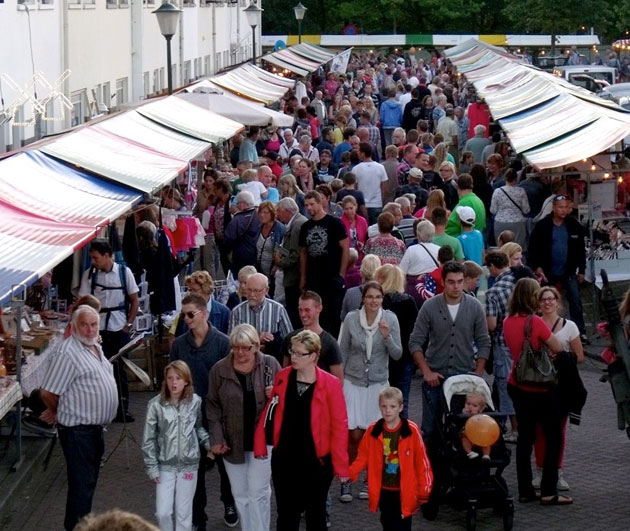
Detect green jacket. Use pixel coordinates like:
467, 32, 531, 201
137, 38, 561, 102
445, 193, 487, 236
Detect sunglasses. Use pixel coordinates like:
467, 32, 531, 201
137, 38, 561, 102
181, 310, 202, 320
553, 195, 567, 202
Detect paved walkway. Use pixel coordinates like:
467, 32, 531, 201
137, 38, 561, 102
2, 356, 630, 530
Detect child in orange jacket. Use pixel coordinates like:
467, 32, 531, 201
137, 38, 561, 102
349, 387, 433, 531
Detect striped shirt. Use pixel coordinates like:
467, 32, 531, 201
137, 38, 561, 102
229, 298, 293, 338
41, 335, 118, 426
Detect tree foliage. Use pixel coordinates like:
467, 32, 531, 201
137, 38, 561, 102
261, 0, 626, 44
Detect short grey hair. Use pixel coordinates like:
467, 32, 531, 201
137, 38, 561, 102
395, 196, 411, 210
229, 323, 260, 350
277, 197, 299, 214
71, 305, 100, 332
300, 135, 312, 144
235, 190, 255, 207
474, 124, 486, 136
416, 220, 435, 242
138, 220, 157, 237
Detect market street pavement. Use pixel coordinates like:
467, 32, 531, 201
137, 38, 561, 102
2, 356, 630, 530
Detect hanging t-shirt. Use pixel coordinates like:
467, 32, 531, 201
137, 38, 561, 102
299, 214, 348, 286
382, 423, 402, 490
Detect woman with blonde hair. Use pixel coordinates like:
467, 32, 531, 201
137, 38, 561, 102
414, 188, 448, 220
500, 242, 523, 268
374, 264, 417, 417
363, 96, 379, 124
438, 160, 459, 210
256, 201, 286, 297
278, 174, 306, 215
433, 142, 455, 167
207, 324, 282, 531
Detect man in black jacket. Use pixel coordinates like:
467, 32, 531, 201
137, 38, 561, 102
528, 195, 587, 339
401, 88, 423, 132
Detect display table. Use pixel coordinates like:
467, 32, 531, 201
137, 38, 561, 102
0, 380, 22, 421
20, 335, 61, 397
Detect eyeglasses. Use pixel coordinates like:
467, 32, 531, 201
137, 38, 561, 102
232, 345, 255, 353
540, 296, 557, 303
364, 295, 383, 300
181, 310, 202, 320
289, 349, 312, 358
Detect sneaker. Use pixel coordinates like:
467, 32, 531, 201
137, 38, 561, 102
503, 431, 518, 444
532, 467, 542, 490
358, 480, 369, 500
339, 482, 353, 503
326, 511, 331, 528
557, 471, 570, 491
223, 505, 239, 527
467, 451, 479, 459
482, 454, 491, 462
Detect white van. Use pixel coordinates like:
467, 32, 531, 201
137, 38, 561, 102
552, 65, 617, 92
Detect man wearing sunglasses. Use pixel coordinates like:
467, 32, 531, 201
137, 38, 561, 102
169, 293, 236, 530
528, 194, 588, 342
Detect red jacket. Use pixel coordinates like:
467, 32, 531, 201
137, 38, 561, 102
254, 367, 350, 477
349, 418, 433, 518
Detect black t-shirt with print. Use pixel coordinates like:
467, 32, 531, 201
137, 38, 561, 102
299, 214, 347, 286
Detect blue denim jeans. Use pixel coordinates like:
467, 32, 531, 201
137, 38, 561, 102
58, 424, 105, 531
556, 274, 586, 335
421, 381, 444, 444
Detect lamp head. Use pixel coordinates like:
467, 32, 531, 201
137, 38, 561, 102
293, 2, 307, 21
152, 2, 182, 38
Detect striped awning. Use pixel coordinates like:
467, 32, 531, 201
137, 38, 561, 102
445, 39, 630, 169
262, 43, 337, 76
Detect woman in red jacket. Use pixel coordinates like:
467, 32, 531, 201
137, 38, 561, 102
254, 330, 350, 530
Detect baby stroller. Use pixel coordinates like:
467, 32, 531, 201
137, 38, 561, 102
421, 374, 514, 531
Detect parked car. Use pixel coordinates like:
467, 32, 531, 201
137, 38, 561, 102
599, 83, 630, 110
553, 65, 617, 88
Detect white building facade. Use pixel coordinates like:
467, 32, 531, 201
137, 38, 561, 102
0, 0, 260, 151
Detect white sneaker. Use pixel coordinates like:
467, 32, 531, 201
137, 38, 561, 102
467, 451, 479, 459
557, 471, 570, 491
358, 480, 369, 500
503, 431, 518, 444
532, 468, 542, 490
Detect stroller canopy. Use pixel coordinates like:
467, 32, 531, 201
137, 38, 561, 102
443, 374, 495, 412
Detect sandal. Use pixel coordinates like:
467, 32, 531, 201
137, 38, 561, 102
540, 495, 573, 506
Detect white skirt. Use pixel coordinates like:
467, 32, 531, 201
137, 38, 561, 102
343, 379, 388, 430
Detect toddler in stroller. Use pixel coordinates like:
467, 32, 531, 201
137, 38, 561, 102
461, 392, 493, 461
422, 374, 514, 531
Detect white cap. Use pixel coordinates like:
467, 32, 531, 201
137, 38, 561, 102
456, 206, 476, 225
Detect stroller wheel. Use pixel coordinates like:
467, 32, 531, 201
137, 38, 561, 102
503, 499, 514, 531
466, 501, 477, 531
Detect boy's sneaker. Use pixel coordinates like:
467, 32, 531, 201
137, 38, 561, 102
223, 505, 239, 527
358, 480, 369, 500
557, 471, 570, 491
339, 482, 353, 503
532, 468, 542, 490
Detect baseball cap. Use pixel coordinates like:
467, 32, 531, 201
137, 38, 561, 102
456, 206, 476, 225
408, 167, 423, 180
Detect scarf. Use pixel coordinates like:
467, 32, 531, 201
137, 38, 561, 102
359, 306, 383, 362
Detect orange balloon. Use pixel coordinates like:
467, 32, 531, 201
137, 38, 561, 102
464, 414, 500, 447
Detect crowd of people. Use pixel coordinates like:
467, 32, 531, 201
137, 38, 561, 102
38, 50, 597, 531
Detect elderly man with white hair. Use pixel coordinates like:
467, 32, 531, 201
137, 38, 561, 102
298, 134, 320, 163
229, 273, 293, 363
224, 191, 261, 276
399, 219, 441, 295
463, 124, 491, 163
40, 305, 118, 531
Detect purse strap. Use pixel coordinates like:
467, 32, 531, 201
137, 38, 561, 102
500, 187, 524, 215
419, 243, 440, 268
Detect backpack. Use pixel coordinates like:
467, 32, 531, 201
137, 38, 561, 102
89, 262, 130, 330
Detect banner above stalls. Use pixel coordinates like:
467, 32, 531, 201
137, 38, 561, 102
445, 39, 630, 169
136, 96, 244, 144
0, 152, 142, 306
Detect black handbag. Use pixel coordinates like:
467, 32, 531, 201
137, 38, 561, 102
514, 315, 557, 386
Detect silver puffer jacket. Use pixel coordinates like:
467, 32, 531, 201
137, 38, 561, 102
142, 393, 210, 479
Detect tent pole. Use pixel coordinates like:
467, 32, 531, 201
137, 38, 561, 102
586, 171, 599, 328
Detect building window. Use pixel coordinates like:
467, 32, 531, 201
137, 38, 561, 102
183, 0, 195, 6
215, 52, 221, 72
83, 0, 95, 5
204, 55, 211, 76
153, 69, 161, 94
106, 0, 117, 8
71, 90, 87, 127
115, 78, 128, 105
143, 72, 150, 98
119, 0, 128, 7
183, 61, 191, 83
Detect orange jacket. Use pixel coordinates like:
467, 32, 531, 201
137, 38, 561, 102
349, 418, 433, 518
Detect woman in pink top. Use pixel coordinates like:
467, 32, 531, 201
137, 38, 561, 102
340, 195, 368, 262
503, 278, 569, 506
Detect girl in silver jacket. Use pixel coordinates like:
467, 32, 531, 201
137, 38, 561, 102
142, 360, 211, 531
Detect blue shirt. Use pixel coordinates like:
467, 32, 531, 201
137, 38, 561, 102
457, 229, 484, 265
267, 187, 279, 204
333, 142, 351, 165
551, 223, 568, 277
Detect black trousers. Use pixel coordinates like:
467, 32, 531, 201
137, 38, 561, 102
379, 489, 412, 531
192, 455, 235, 530
307, 278, 344, 337
100, 330, 129, 415
284, 284, 301, 330
508, 384, 563, 498
58, 424, 104, 530
272, 452, 333, 531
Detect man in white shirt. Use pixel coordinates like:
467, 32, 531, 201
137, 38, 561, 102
279, 129, 299, 169
298, 134, 320, 163
311, 90, 327, 124
353, 142, 388, 224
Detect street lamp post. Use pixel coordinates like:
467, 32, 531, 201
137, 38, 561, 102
153, 2, 182, 95
293, 2, 307, 44
244, 2, 263, 64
